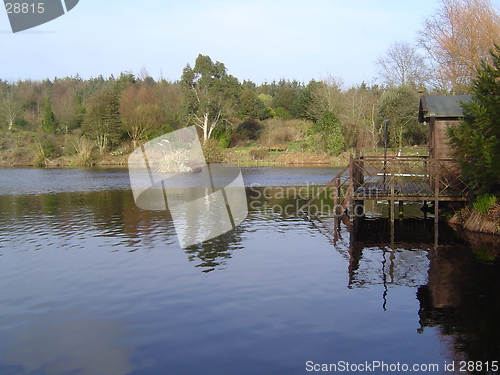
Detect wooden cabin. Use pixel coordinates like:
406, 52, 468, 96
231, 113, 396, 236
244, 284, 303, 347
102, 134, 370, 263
418, 95, 471, 159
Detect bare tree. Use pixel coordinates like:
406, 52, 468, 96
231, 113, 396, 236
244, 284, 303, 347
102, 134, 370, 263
419, 0, 500, 92
375, 41, 432, 88
52, 78, 84, 134
310, 75, 344, 116
0, 84, 25, 130
120, 84, 164, 148
341, 84, 381, 150
157, 80, 183, 128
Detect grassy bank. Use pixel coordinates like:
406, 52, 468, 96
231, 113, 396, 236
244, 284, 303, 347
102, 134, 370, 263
449, 195, 500, 235
0, 145, 347, 168
0, 141, 427, 168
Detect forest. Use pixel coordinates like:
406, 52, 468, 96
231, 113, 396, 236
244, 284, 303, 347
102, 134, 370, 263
1, 0, 499, 167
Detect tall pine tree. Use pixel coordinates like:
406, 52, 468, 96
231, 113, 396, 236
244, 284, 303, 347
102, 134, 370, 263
41, 97, 56, 134
448, 45, 500, 194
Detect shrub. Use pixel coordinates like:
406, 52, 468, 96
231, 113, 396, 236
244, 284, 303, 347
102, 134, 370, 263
273, 107, 293, 120
34, 136, 61, 165
249, 148, 269, 160
259, 119, 310, 146
72, 137, 95, 166
473, 194, 497, 215
202, 139, 225, 163
309, 110, 344, 156
236, 119, 263, 141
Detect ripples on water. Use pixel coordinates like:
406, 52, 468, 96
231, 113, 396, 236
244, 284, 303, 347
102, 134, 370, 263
0, 167, 499, 374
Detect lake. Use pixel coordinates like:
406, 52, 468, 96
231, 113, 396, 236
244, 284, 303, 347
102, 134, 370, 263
0, 167, 499, 375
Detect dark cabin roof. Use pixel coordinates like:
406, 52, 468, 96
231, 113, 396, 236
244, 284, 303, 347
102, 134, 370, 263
418, 95, 472, 123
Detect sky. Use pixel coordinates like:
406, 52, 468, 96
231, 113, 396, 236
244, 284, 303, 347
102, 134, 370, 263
0, 0, 488, 87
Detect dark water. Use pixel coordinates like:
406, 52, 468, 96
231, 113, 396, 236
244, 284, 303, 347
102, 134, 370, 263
0, 167, 499, 375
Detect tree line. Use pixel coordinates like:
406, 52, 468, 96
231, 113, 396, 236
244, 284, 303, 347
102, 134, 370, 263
1, 0, 499, 163
0, 67, 427, 155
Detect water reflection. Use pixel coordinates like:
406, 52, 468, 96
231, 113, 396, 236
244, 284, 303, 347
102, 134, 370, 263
346, 214, 500, 371
418, 237, 500, 367
1, 172, 500, 374
0, 191, 177, 253
184, 228, 244, 273
3, 315, 133, 375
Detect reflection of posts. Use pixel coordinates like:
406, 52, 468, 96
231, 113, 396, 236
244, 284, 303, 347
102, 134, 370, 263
128, 126, 248, 248
352, 153, 365, 220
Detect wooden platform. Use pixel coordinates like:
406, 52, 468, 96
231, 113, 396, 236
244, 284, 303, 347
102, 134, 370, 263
297, 156, 470, 218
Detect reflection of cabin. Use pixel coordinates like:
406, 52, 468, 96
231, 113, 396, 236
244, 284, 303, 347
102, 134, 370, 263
418, 95, 471, 159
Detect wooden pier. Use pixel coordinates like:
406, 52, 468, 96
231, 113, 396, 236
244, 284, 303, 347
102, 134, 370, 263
299, 154, 470, 223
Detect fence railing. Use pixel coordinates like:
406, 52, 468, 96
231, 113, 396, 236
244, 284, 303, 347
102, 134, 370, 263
297, 156, 469, 216
348, 156, 469, 200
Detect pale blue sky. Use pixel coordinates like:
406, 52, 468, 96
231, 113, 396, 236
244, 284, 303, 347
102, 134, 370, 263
1, 0, 497, 86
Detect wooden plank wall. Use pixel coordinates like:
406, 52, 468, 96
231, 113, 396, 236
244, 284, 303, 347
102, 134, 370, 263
433, 120, 457, 159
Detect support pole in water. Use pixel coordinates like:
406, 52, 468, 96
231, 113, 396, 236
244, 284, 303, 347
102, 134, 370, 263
390, 163, 395, 248
434, 160, 440, 225
383, 120, 389, 184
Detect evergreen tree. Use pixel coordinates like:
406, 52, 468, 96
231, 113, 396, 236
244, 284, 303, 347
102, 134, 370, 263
82, 89, 122, 153
41, 97, 56, 133
181, 54, 241, 142
448, 45, 500, 193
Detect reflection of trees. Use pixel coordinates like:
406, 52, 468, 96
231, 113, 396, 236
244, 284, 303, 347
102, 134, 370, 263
2, 188, 249, 272
0, 190, 175, 250
183, 228, 243, 273
418, 240, 500, 365
346, 217, 500, 364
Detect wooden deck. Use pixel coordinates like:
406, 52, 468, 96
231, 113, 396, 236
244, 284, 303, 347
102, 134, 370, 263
298, 155, 470, 218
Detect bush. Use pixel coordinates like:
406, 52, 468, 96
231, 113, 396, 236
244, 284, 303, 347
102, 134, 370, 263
249, 148, 269, 160
72, 137, 95, 166
259, 119, 311, 146
473, 194, 497, 214
34, 136, 61, 165
202, 139, 225, 163
273, 107, 293, 120
236, 119, 263, 141
309, 110, 344, 156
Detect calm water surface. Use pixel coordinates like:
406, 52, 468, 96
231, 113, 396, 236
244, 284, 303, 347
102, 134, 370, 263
0, 167, 499, 375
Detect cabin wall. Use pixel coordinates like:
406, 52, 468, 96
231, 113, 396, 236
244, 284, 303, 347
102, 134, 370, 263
429, 118, 458, 159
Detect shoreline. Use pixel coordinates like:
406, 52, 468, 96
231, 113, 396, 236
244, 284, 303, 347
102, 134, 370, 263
449, 207, 500, 236
0, 148, 349, 168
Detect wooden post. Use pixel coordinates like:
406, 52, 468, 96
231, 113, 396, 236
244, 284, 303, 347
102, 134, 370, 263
333, 178, 343, 216
390, 159, 395, 223
353, 151, 364, 219
349, 156, 354, 221
434, 159, 440, 225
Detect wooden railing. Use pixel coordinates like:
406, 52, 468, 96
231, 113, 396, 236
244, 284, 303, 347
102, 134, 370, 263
298, 155, 469, 217
349, 156, 468, 200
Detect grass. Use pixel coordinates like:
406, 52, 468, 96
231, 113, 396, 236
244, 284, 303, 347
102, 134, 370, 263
473, 194, 497, 215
